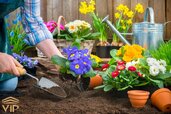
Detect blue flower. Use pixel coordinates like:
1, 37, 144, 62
70, 60, 84, 75
10, 31, 14, 37
82, 57, 92, 73
68, 51, 80, 61
79, 49, 90, 58
10, 45, 14, 49
63, 46, 78, 56
12, 53, 21, 60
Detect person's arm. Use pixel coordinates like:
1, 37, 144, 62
20, 0, 63, 59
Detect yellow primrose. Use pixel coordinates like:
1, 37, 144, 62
90, 54, 102, 63
127, 19, 132, 25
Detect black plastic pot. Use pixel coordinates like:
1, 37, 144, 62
96, 46, 120, 58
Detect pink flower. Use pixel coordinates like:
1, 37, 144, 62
128, 66, 136, 72
117, 61, 125, 65
59, 24, 65, 30
116, 65, 125, 70
111, 70, 119, 78
44, 20, 57, 33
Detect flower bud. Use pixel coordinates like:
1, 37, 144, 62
128, 66, 136, 72
102, 63, 110, 70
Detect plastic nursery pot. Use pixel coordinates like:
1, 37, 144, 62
89, 74, 103, 89
151, 88, 171, 112
127, 90, 150, 108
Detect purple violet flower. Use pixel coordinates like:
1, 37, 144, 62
70, 60, 84, 75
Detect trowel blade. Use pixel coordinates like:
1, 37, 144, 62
38, 77, 59, 88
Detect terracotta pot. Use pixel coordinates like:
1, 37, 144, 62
89, 74, 103, 89
151, 88, 171, 112
127, 90, 150, 108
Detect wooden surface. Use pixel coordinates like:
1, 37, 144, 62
7, 0, 171, 40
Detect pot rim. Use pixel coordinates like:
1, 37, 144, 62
151, 88, 171, 99
127, 90, 150, 96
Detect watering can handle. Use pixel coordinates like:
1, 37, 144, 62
144, 7, 155, 23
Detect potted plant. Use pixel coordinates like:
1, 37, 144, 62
112, 3, 144, 47
79, 0, 110, 58
150, 40, 171, 88
51, 19, 99, 54
51, 46, 99, 91
95, 44, 171, 92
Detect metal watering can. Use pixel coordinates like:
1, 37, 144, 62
102, 7, 170, 50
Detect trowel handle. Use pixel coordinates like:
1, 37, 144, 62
16, 67, 39, 82
16, 67, 26, 75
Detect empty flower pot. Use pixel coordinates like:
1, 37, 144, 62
151, 88, 171, 112
127, 90, 150, 108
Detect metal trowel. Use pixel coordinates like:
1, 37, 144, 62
17, 67, 67, 99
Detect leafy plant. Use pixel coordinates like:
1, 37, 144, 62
53, 20, 99, 48
5, 13, 31, 54
96, 44, 171, 91
150, 41, 171, 86
79, 0, 109, 46
51, 46, 96, 78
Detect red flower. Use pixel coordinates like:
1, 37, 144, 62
128, 66, 136, 72
111, 70, 119, 78
117, 61, 125, 65
116, 65, 125, 70
137, 72, 143, 77
102, 64, 110, 70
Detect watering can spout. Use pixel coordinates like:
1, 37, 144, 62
102, 15, 131, 45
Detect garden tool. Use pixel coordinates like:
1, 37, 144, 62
102, 7, 171, 50
17, 67, 67, 99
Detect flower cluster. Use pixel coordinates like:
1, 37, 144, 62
79, 0, 108, 46
112, 3, 144, 46
116, 44, 145, 62
63, 46, 92, 75
12, 53, 38, 69
56, 20, 99, 48
51, 47, 95, 78
96, 44, 170, 91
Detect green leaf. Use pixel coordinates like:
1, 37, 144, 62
110, 49, 117, 58
94, 84, 105, 89
156, 72, 171, 80
83, 68, 96, 78
51, 55, 67, 67
104, 85, 113, 92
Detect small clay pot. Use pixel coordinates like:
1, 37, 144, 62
151, 88, 171, 112
89, 74, 103, 89
127, 90, 150, 108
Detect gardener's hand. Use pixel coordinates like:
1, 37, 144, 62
0, 53, 23, 76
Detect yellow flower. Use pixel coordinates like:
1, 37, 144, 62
116, 4, 125, 11
90, 54, 102, 63
116, 49, 122, 56
122, 25, 126, 30
135, 3, 144, 13
79, 0, 95, 14
126, 11, 134, 18
123, 6, 129, 15
127, 19, 132, 25
115, 12, 120, 19
120, 19, 124, 24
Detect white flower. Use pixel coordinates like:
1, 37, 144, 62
125, 60, 139, 70
149, 66, 160, 76
147, 58, 158, 66
158, 59, 167, 67
159, 66, 166, 74
67, 24, 78, 33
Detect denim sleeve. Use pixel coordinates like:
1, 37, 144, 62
20, 0, 52, 46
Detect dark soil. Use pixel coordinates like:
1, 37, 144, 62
0, 58, 169, 114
